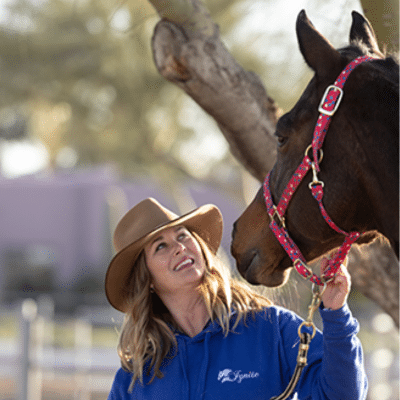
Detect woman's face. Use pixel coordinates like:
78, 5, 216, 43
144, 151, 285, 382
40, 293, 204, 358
144, 226, 206, 294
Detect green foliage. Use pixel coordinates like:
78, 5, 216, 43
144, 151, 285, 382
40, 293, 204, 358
0, 0, 199, 182
0, 0, 369, 189
0, 0, 279, 188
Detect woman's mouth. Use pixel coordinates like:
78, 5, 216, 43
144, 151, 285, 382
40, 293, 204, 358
174, 258, 194, 272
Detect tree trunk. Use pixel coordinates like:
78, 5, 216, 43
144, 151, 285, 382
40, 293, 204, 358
148, 0, 399, 325
360, 0, 399, 53
348, 240, 399, 326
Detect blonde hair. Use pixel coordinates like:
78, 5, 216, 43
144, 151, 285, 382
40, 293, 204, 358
117, 231, 272, 390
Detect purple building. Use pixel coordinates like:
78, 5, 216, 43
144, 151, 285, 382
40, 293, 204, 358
0, 166, 243, 310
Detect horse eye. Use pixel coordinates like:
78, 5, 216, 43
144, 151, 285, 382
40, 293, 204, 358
276, 135, 288, 147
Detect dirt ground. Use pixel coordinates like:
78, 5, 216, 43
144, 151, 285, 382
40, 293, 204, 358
0, 373, 112, 400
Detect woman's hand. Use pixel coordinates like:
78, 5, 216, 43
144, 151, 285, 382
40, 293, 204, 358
320, 258, 351, 311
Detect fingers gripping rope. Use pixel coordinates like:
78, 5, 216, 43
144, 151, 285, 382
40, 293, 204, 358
270, 283, 326, 400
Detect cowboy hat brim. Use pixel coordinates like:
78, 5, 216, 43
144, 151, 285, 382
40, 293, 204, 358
105, 204, 223, 312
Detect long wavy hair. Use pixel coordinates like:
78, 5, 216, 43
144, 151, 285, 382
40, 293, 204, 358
117, 231, 272, 391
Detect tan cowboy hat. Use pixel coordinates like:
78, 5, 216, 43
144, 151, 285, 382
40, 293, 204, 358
105, 197, 223, 312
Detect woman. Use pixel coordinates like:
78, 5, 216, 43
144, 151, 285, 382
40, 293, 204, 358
105, 197, 367, 400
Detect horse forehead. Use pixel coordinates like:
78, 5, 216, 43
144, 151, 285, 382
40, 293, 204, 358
276, 85, 319, 137
294, 75, 325, 112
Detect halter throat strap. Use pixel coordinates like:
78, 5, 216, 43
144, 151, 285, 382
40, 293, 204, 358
263, 55, 373, 285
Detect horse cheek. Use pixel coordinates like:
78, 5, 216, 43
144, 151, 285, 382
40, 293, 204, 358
256, 227, 293, 287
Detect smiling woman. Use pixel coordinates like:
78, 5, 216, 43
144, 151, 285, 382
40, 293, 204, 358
143, 226, 206, 296
105, 197, 368, 400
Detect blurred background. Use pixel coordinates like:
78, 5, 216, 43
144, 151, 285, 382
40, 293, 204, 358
0, 0, 398, 399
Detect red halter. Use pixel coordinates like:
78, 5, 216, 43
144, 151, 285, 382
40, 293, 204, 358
263, 55, 374, 286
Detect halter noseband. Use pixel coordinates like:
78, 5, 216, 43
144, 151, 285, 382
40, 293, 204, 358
263, 55, 373, 286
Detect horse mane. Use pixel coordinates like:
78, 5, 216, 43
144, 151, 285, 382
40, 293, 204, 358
337, 43, 399, 93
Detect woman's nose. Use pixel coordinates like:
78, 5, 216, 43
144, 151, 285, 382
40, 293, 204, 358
174, 241, 185, 254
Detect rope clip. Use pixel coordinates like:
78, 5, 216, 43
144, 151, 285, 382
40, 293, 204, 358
308, 162, 324, 189
298, 282, 327, 339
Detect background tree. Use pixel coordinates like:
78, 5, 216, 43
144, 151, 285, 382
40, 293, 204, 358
360, 0, 398, 53
0, 0, 255, 197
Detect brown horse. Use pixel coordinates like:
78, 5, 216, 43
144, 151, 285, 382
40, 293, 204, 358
231, 10, 399, 288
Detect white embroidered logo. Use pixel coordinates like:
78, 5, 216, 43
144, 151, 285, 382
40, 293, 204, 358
217, 369, 260, 384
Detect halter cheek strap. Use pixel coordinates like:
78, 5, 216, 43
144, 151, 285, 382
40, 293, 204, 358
263, 55, 373, 286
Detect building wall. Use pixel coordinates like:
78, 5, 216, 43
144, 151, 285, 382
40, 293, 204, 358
0, 166, 245, 309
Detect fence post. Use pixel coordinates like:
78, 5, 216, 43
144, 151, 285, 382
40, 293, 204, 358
74, 318, 92, 400
30, 295, 56, 400
18, 298, 37, 400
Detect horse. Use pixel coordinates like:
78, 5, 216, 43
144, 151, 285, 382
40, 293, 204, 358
231, 10, 399, 288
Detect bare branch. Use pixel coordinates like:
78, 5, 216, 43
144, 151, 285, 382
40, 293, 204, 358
150, 0, 281, 181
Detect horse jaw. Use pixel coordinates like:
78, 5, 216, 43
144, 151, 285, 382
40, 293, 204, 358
239, 249, 293, 287
231, 177, 385, 288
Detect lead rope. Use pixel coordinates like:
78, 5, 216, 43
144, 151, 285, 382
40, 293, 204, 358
270, 283, 327, 400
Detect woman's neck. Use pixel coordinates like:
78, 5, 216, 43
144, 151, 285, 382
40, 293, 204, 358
160, 289, 210, 337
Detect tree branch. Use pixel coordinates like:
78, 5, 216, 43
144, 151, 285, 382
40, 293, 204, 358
149, 0, 281, 181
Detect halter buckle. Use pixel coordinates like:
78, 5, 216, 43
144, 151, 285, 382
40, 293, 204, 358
293, 259, 313, 279
271, 206, 286, 228
318, 85, 344, 116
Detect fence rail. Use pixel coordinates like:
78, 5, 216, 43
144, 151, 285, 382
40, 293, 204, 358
2, 296, 399, 400
1, 298, 122, 400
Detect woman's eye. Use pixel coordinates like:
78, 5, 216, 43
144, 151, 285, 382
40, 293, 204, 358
155, 242, 166, 252
178, 232, 187, 240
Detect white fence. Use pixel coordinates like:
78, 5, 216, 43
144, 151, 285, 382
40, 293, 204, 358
2, 296, 399, 400
1, 298, 123, 400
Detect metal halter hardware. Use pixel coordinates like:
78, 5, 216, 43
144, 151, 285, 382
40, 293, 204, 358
263, 55, 373, 286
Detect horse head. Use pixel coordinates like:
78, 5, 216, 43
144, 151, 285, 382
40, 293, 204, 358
231, 10, 399, 287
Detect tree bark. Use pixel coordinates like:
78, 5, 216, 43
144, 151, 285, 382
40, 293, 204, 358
360, 0, 399, 53
149, 0, 281, 182
348, 241, 399, 327
148, 0, 399, 326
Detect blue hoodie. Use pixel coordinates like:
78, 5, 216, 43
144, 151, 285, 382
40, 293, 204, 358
108, 304, 367, 399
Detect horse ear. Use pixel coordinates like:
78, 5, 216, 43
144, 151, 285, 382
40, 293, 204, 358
296, 10, 342, 79
349, 11, 382, 56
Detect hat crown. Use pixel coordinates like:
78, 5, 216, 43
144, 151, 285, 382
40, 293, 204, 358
106, 197, 223, 312
114, 198, 179, 252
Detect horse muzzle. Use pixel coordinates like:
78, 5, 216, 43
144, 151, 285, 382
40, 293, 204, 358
235, 248, 292, 287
